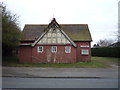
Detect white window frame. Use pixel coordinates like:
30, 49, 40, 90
51, 46, 57, 53
81, 49, 89, 55
80, 45, 89, 47
65, 46, 71, 53
38, 46, 43, 53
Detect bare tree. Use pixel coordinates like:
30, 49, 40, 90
97, 39, 114, 47
118, 30, 120, 42
113, 30, 120, 42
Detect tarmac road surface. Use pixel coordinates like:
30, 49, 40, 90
2, 77, 118, 88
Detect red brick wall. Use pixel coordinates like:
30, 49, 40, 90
19, 42, 91, 63
31, 45, 76, 63
19, 46, 32, 63
75, 42, 91, 62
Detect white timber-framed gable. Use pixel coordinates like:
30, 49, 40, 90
32, 18, 76, 47
37, 28, 71, 44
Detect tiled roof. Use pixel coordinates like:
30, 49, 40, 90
20, 24, 92, 41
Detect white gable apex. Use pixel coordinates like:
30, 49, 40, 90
32, 18, 76, 47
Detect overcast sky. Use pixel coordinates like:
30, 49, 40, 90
2, 0, 119, 46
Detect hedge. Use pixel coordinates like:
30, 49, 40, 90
91, 47, 120, 58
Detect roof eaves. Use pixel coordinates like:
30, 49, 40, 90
31, 31, 46, 47
20, 43, 32, 46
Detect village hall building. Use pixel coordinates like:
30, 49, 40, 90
19, 18, 92, 63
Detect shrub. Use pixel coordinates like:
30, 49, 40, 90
91, 47, 120, 58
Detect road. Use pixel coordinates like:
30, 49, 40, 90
2, 77, 118, 88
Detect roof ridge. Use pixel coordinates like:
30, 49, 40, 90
25, 24, 48, 26
60, 24, 88, 25
25, 24, 88, 26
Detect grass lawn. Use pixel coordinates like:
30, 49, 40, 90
2, 56, 119, 68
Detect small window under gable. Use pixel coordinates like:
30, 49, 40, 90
81, 49, 89, 55
65, 46, 71, 53
38, 46, 43, 53
51, 46, 57, 53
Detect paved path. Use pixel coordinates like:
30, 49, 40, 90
2, 65, 118, 78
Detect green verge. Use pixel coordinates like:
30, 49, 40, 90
2, 56, 119, 68
91, 57, 119, 65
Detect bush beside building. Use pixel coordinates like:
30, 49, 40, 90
91, 47, 120, 58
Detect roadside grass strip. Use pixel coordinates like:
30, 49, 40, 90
3, 56, 119, 68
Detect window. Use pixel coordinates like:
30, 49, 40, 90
38, 46, 43, 53
51, 46, 57, 53
65, 46, 71, 53
80, 45, 89, 47
81, 49, 89, 55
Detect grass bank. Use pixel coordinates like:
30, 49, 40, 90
2, 56, 119, 68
